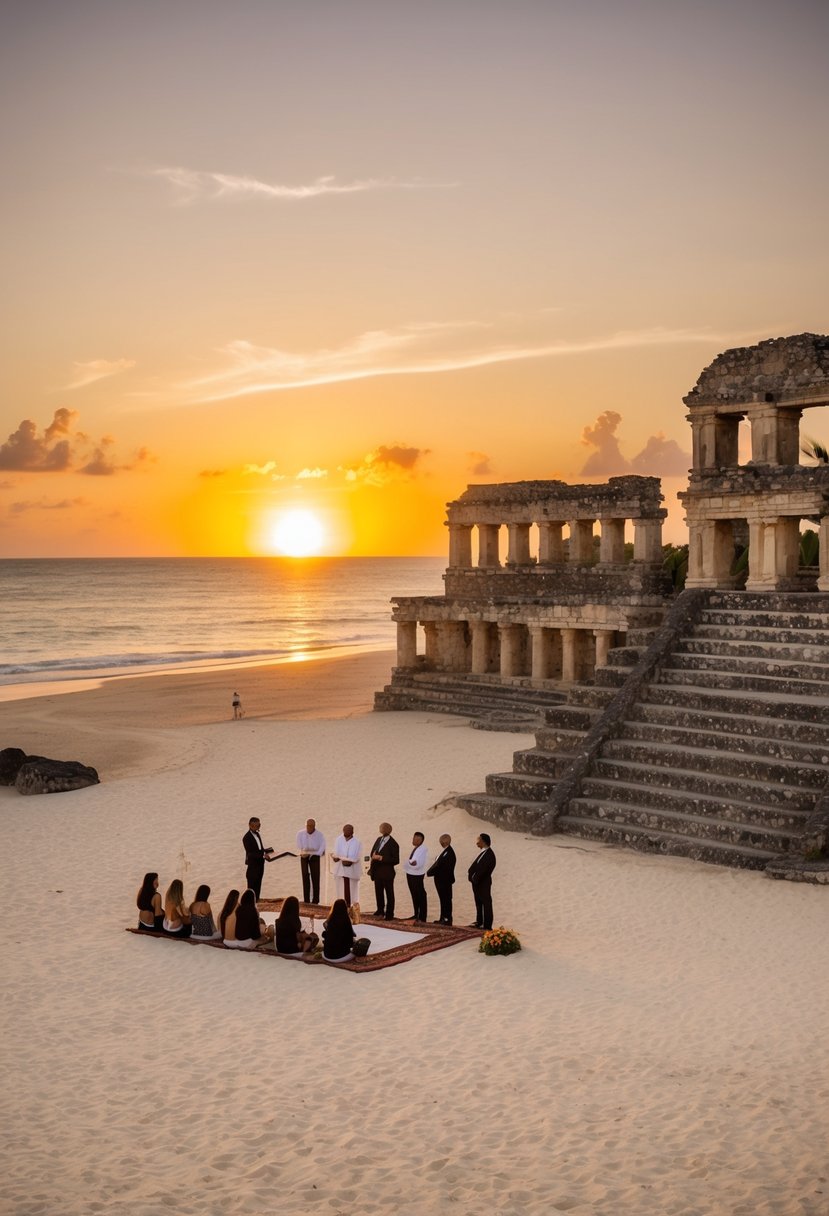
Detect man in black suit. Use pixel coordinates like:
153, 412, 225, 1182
467, 832, 496, 930
427, 833, 456, 925
242, 816, 270, 898
368, 822, 400, 919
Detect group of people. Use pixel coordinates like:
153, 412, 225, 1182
243, 816, 498, 930
135, 873, 367, 962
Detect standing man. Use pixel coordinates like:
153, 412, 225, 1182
403, 831, 429, 922
242, 817, 272, 899
331, 823, 362, 908
296, 817, 326, 905
427, 833, 456, 925
467, 832, 496, 930
368, 822, 400, 920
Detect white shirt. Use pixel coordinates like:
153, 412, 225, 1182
296, 828, 326, 856
332, 834, 362, 877
403, 843, 429, 876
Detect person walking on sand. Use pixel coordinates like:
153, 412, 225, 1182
368, 821, 399, 919
467, 832, 496, 930
296, 817, 326, 905
232, 691, 243, 719
331, 823, 362, 907
427, 833, 456, 925
402, 831, 429, 922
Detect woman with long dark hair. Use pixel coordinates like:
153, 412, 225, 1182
233, 889, 273, 947
162, 879, 192, 938
219, 889, 241, 944
189, 884, 221, 940
322, 898, 356, 961
136, 873, 163, 931
275, 895, 319, 955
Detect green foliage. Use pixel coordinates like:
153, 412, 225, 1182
800, 529, 819, 568
662, 543, 688, 590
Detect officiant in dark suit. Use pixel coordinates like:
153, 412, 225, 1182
467, 832, 496, 930
427, 833, 456, 925
368, 822, 400, 919
242, 816, 269, 899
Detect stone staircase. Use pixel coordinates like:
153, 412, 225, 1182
374, 670, 569, 731
457, 592, 829, 869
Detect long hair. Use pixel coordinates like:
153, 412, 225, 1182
137, 872, 158, 911
164, 879, 184, 913
193, 884, 210, 904
276, 895, 301, 933
219, 889, 240, 937
235, 889, 261, 941
326, 898, 352, 934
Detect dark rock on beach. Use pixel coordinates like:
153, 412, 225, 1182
0, 748, 37, 785
14, 758, 100, 795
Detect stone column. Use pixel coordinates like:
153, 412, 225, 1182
529, 625, 553, 680
470, 621, 491, 674
593, 629, 614, 669
499, 624, 522, 678
437, 622, 470, 672
506, 522, 533, 566
818, 516, 829, 592
685, 520, 733, 588
560, 628, 578, 683
538, 521, 565, 565
684, 520, 707, 587
423, 622, 438, 669
396, 621, 418, 668
477, 523, 501, 568
568, 519, 594, 564
447, 523, 472, 568
689, 407, 718, 470
599, 518, 626, 564
633, 517, 664, 563
748, 516, 800, 590
746, 520, 768, 590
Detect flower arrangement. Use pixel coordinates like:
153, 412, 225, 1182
478, 926, 521, 956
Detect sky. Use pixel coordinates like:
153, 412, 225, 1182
1, 0, 827, 557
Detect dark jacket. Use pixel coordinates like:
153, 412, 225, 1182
427, 845, 457, 884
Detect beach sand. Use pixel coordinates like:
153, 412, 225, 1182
2, 651, 828, 1216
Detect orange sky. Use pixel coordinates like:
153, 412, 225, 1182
1, 1, 827, 557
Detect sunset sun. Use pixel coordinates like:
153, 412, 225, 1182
270, 508, 325, 557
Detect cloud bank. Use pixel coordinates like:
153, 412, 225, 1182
0, 410, 153, 475
580, 411, 691, 477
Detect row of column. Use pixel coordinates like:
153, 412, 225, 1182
447, 517, 663, 568
686, 514, 829, 590
396, 620, 618, 682
689, 405, 802, 470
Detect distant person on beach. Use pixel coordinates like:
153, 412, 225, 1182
296, 817, 326, 904
242, 817, 273, 898
427, 834, 456, 925
331, 823, 362, 907
368, 821, 399, 919
275, 895, 319, 955
136, 872, 163, 931
189, 884, 221, 940
162, 879, 192, 937
322, 898, 356, 961
467, 833, 496, 930
232, 691, 243, 719
402, 831, 429, 922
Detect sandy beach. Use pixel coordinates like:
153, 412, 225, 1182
2, 650, 828, 1216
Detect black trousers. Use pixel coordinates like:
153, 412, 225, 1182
246, 861, 264, 899
434, 878, 453, 924
373, 871, 395, 917
407, 874, 427, 921
300, 855, 321, 903
472, 879, 493, 930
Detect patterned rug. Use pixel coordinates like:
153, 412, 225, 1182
127, 899, 481, 972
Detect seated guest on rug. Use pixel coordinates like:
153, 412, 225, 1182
163, 879, 192, 937
233, 889, 274, 948
275, 895, 319, 955
189, 884, 221, 940
136, 872, 164, 931
322, 898, 356, 962
219, 889, 241, 944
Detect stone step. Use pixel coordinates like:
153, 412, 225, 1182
535, 724, 591, 752
655, 666, 828, 698
578, 776, 813, 828
627, 700, 826, 744
541, 705, 599, 730
513, 747, 576, 778
666, 652, 829, 682
646, 679, 829, 718
555, 814, 779, 869
567, 685, 619, 709
607, 646, 645, 667
591, 757, 818, 809
377, 680, 562, 714
598, 738, 829, 790
453, 792, 547, 832
565, 798, 804, 851
594, 666, 631, 687
678, 635, 829, 660
374, 691, 538, 729
699, 608, 829, 631
485, 770, 559, 801
396, 673, 568, 706
617, 718, 829, 765
708, 591, 828, 613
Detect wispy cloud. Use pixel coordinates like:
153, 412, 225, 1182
64, 358, 135, 390
150, 167, 453, 205
155, 323, 728, 407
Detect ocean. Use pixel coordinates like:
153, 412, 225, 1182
0, 557, 445, 688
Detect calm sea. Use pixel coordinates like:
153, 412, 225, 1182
0, 557, 445, 688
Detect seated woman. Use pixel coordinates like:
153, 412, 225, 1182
136, 872, 164, 931
162, 879, 192, 938
189, 884, 221, 940
322, 898, 356, 962
275, 895, 319, 956
219, 889, 242, 946
233, 889, 274, 949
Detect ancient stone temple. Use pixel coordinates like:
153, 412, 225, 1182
377, 332, 829, 873
374, 476, 672, 727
